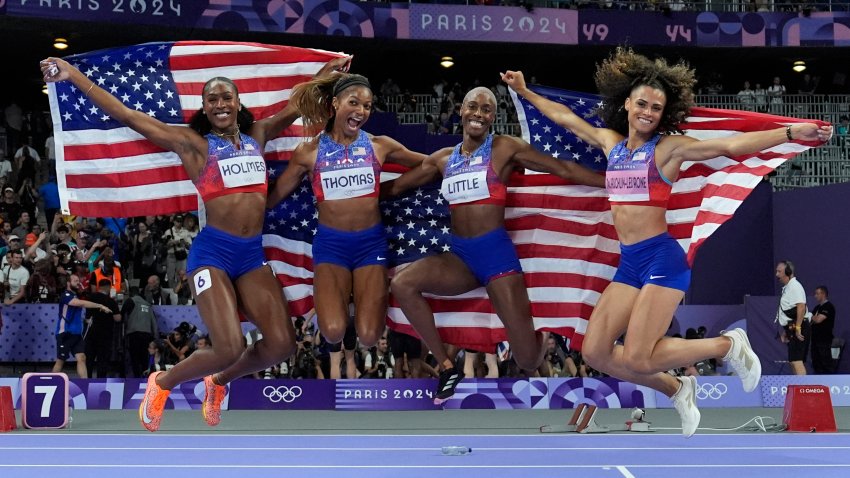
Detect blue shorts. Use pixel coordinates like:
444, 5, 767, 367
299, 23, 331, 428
451, 227, 522, 286
612, 232, 691, 292
313, 223, 388, 270
187, 225, 266, 281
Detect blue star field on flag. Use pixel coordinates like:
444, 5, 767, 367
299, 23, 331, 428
54, 42, 182, 131
511, 85, 609, 172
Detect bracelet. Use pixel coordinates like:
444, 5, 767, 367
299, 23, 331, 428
786, 125, 793, 141
85, 82, 95, 96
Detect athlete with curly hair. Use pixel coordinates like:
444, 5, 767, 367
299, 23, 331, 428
503, 47, 832, 437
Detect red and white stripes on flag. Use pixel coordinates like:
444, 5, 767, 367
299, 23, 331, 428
47, 40, 345, 218
671, 107, 827, 264
384, 104, 829, 353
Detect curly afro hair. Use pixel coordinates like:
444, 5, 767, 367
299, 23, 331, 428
594, 47, 696, 136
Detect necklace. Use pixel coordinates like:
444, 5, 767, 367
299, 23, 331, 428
211, 123, 240, 139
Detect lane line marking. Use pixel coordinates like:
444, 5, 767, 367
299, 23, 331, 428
617, 466, 636, 478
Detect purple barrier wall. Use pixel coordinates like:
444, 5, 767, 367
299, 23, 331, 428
687, 181, 776, 304
5, 376, 849, 411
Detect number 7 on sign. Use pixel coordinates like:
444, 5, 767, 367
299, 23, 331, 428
22, 373, 69, 429
34, 386, 57, 418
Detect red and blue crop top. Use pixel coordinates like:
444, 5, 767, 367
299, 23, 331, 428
440, 134, 507, 208
194, 133, 268, 203
311, 130, 381, 203
605, 134, 673, 207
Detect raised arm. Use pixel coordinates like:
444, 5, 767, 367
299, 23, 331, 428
266, 142, 314, 208
664, 123, 833, 176
501, 70, 622, 154
250, 56, 352, 147
372, 135, 428, 168
41, 58, 204, 167
380, 151, 445, 199
503, 137, 605, 188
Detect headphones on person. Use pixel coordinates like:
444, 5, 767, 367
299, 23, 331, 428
781, 260, 794, 277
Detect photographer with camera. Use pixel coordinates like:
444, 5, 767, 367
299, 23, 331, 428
362, 336, 394, 379
163, 324, 193, 366
122, 286, 159, 378
161, 214, 192, 289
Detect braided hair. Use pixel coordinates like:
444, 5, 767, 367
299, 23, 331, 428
594, 47, 696, 136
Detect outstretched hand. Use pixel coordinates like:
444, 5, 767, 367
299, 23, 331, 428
40, 57, 72, 83
315, 55, 352, 80
500, 70, 527, 91
791, 123, 834, 143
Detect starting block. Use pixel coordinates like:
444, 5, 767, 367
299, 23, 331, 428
540, 404, 654, 434
783, 385, 837, 433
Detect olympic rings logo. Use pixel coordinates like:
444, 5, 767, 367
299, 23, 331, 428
263, 385, 303, 403
695, 383, 728, 400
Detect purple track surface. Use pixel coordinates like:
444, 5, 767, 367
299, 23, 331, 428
1, 433, 850, 478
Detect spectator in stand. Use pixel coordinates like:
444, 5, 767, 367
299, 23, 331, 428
130, 221, 158, 285
144, 274, 171, 305
11, 210, 32, 240
196, 335, 212, 350
122, 286, 159, 378
89, 254, 125, 298
0, 187, 22, 226
52, 273, 113, 378
0, 235, 22, 267
145, 340, 168, 377
161, 214, 192, 288
173, 268, 192, 305
24, 257, 59, 303
767, 76, 786, 114
39, 174, 61, 227
1, 249, 29, 305
542, 335, 567, 377
17, 178, 38, 221
798, 73, 818, 95
737, 81, 756, 111
183, 214, 199, 241
53, 243, 74, 275
24, 229, 50, 265
85, 278, 122, 378
0, 156, 11, 183
13, 138, 40, 189
753, 82, 767, 113
51, 218, 77, 249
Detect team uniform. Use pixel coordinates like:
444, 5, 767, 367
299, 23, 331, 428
605, 134, 690, 292
440, 134, 522, 285
56, 289, 86, 361
188, 133, 267, 280
310, 130, 388, 270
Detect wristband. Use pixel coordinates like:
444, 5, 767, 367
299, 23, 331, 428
786, 125, 793, 141
85, 82, 95, 96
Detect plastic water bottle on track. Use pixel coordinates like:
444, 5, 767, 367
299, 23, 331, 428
441, 446, 472, 456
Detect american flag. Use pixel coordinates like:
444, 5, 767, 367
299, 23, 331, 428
47, 40, 346, 218
265, 84, 826, 353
